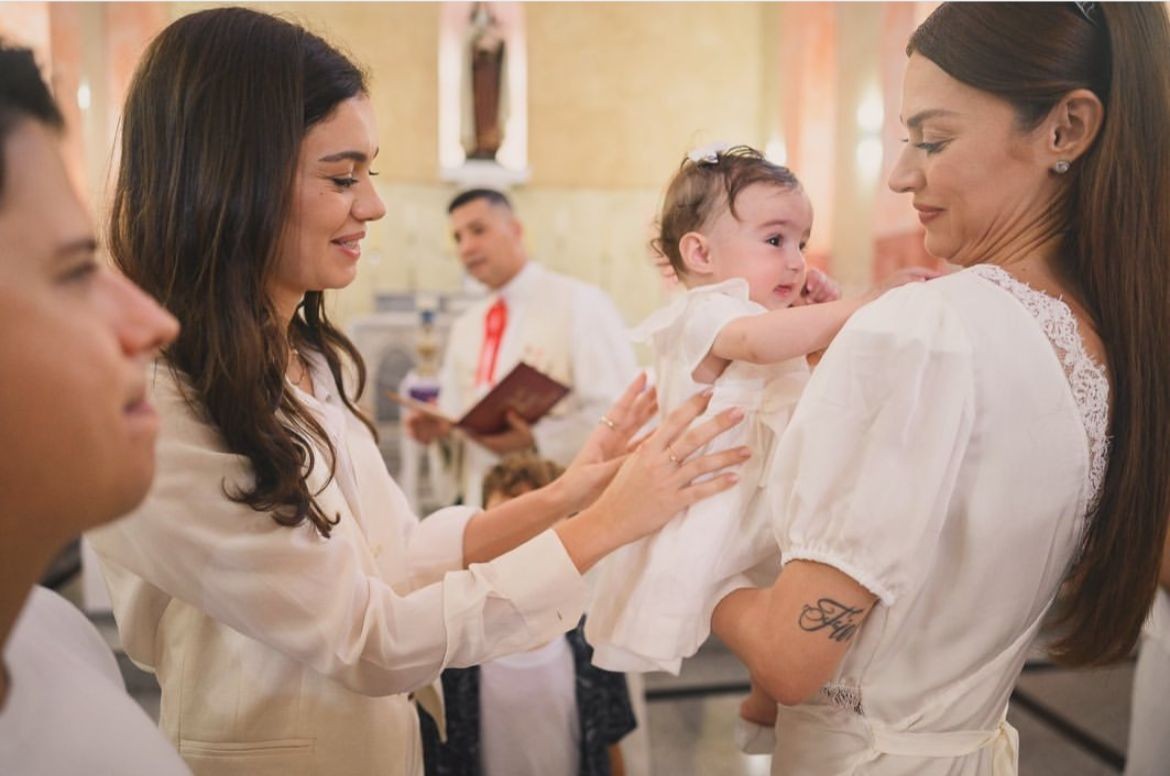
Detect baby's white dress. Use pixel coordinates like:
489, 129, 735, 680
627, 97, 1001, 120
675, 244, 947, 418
586, 278, 809, 674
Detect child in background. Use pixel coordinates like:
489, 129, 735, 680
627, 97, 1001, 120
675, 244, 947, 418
420, 453, 636, 776
587, 144, 931, 677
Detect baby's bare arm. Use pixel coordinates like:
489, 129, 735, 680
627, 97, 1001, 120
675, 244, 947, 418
711, 299, 864, 364
712, 267, 937, 365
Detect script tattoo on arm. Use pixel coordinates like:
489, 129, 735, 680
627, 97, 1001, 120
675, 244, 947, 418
798, 598, 866, 643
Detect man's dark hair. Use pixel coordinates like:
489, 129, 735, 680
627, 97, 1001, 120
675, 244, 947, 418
447, 188, 512, 214
0, 42, 64, 200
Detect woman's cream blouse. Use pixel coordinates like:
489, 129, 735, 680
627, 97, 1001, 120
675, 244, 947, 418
88, 357, 587, 776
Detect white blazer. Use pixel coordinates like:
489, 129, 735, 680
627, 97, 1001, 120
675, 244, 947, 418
88, 360, 587, 776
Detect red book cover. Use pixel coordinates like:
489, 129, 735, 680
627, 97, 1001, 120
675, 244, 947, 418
456, 362, 570, 435
387, 362, 570, 436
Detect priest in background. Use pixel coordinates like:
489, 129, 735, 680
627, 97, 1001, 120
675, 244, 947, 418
406, 188, 638, 510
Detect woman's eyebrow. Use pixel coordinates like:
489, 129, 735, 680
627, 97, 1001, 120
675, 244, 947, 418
318, 148, 380, 163
319, 150, 367, 163
54, 236, 98, 258
903, 108, 960, 129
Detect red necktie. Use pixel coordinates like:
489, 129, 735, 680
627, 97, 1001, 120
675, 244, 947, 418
475, 297, 507, 387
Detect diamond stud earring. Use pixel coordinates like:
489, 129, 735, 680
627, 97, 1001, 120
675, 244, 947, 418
1053, 160, 1071, 174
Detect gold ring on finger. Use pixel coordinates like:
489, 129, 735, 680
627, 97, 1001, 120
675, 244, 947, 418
599, 415, 618, 430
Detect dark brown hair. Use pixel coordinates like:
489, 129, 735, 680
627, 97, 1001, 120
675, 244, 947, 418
448, 188, 512, 214
652, 145, 801, 279
110, 8, 375, 537
481, 453, 564, 507
0, 43, 63, 200
910, 2, 1170, 665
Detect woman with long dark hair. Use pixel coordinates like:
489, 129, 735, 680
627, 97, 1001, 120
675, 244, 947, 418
88, 9, 746, 775
714, 3, 1170, 773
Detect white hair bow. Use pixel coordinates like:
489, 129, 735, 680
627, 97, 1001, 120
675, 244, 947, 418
687, 141, 732, 165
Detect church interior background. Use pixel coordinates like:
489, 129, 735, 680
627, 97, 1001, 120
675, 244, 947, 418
0, 2, 940, 330
0, 3, 1141, 774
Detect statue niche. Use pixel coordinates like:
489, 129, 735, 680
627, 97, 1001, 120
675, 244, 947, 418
462, 2, 508, 161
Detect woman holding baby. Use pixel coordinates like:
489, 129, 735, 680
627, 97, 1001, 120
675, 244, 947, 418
714, 4, 1170, 774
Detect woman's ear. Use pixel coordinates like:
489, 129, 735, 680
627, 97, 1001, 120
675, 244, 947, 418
1047, 88, 1104, 164
679, 232, 714, 277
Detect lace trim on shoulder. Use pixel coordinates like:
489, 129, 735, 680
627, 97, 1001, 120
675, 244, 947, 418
819, 682, 863, 713
968, 264, 1110, 510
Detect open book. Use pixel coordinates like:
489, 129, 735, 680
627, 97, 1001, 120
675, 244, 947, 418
388, 362, 570, 436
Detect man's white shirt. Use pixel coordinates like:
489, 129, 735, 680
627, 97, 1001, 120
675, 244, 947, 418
438, 262, 638, 507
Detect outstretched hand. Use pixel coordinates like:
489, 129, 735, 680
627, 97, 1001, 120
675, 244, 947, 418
579, 372, 659, 463
555, 388, 749, 572
555, 373, 659, 513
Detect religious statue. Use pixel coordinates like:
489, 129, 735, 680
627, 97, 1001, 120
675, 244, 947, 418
461, 3, 508, 161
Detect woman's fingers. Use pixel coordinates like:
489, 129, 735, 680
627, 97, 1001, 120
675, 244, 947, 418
615, 371, 649, 406
675, 445, 751, 486
576, 376, 655, 467
677, 471, 741, 510
600, 372, 649, 431
625, 385, 658, 433
596, 376, 656, 453
570, 415, 747, 560
614, 385, 657, 445
666, 406, 745, 461
649, 389, 714, 452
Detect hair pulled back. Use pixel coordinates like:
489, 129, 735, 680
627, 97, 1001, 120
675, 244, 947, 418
910, 2, 1170, 665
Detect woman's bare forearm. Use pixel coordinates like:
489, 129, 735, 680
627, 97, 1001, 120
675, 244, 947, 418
461, 481, 572, 566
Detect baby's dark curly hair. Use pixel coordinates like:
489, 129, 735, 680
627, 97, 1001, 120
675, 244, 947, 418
652, 145, 802, 279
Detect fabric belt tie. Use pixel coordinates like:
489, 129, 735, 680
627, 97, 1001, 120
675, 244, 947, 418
770, 702, 1019, 774
870, 717, 1019, 772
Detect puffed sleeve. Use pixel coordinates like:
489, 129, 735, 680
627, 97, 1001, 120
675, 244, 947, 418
678, 286, 764, 376
88, 366, 588, 698
769, 282, 975, 606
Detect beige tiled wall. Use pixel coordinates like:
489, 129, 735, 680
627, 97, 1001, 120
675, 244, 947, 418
1, 1, 939, 337
330, 182, 669, 352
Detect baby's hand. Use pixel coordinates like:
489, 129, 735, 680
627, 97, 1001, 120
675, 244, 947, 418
875, 266, 939, 295
739, 681, 779, 727
797, 268, 841, 306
